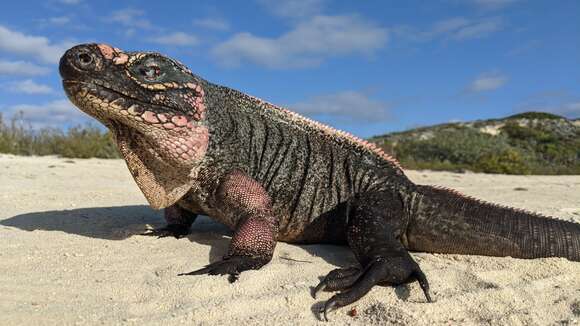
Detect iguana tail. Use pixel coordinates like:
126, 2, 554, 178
405, 185, 580, 261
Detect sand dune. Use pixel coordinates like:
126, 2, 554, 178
0, 154, 578, 325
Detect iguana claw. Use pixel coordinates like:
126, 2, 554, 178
178, 255, 270, 282
141, 224, 190, 239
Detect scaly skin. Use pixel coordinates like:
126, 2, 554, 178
59, 43, 580, 321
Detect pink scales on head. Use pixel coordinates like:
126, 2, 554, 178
171, 116, 188, 127
97, 44, 116, 60
96, 44, 128, 65
142, 111, 159, 124
113, 53, 129, 65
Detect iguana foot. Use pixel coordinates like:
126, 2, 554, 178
178, 255, 270, 282
141, 224, 190, 239
316, 190, 433, 321
318, 256, 432, 321
314, 257, 432, 321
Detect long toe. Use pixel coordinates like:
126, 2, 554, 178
313, 266, 362, 299
178, 255, 271, 279
141, 224, 190, 239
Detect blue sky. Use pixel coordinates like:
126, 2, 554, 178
0, 0, 579, 137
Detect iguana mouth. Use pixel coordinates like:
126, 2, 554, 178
63, 80, 200, 133
63, 77, 209, 168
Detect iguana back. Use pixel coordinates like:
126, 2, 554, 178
202, 85, 413, 242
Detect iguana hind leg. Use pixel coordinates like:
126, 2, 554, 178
318, 190, 432, 321
142, 204, 198, 238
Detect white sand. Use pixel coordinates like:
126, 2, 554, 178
0, 154, 578, 325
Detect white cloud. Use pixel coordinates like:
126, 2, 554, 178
193, 17, 229, 31
4, 79, 53, 95
470, 0, 518, 9
107, 8, 152, 29
507, 40, 541, 56
452, 18, 502, 40
36, 16, 72, 27
290, 90, 390, 121
431, 17, 471, 35
48, 16, 71, 25
105, 8, 155, 38
3, 99, 89, 128
0, 60, 50, 76
213, 15, 388, 68
149, 32, 199, 46
257, 0, 325, 18
0, 25, 73, 64
467, 71, 508, 92
393, 17, 502, 42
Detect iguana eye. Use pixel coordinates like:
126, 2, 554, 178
139, 64, 161, 81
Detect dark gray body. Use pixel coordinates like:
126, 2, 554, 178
177, 84, 415, 243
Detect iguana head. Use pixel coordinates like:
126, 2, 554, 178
60, 43, 209, 209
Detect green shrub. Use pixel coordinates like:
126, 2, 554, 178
500, 122, 557, 143
0, 113, 119, 159
373, 113, 580, 175
474, 149, 531, 174
507, 112, 565, 120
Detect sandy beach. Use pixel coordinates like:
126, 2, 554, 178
0, 154, 578, 325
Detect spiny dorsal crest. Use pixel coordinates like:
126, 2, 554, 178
247, 94, 402, 170
427, 185, 563, 221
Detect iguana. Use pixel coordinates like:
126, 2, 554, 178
59, 44, 580, 321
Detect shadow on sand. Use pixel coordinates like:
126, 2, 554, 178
0, 205, 232, 263
1, 205, 413, 318
1, 205, 160, 240
0, 205, 356, 267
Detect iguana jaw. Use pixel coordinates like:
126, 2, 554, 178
62, 79, 208, 167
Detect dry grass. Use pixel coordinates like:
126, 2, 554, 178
0, 112, 119, 159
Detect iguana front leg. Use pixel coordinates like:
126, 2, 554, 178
180, 170, 278, 279
142, 204, 198, 238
